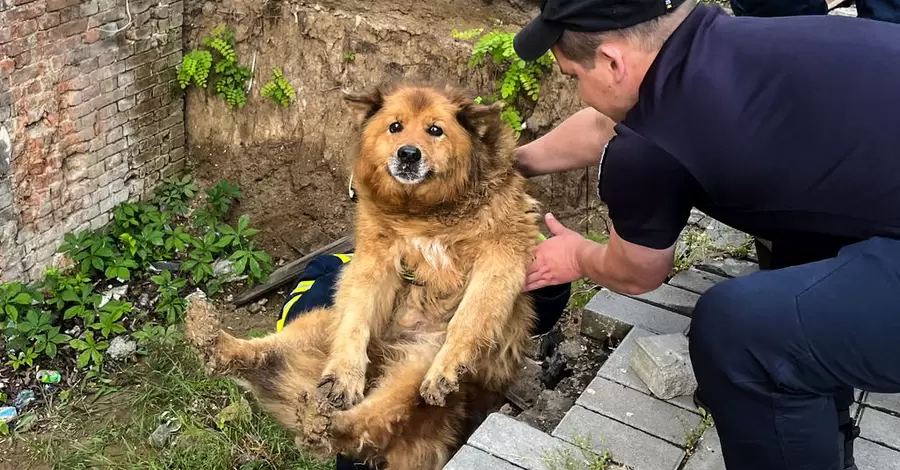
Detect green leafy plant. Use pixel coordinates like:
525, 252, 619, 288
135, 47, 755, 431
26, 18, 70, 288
177, 49, 213, 89
261, 67, 296, 107
151, 271, 187, 325
155, 174, 200, 214
61, 283, 101, 322
105, 256, 139, 281
453, 28, 555, 137
69, 330, 109, 369
0, 281, 34, 323
91, 300, 131, 339
8, 309, 71, 360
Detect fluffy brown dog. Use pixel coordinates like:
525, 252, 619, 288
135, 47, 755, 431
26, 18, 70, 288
185, 82, 542, 469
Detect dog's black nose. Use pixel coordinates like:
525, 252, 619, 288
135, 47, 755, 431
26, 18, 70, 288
397, 146, 421, 163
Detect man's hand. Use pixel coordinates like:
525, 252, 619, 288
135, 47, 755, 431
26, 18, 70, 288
525, 213, 590, 291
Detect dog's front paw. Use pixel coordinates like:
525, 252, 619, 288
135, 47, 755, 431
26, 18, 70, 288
419, 367, 460, 407
316, 361, 366, 410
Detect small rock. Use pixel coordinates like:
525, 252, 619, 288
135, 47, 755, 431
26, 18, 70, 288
247, 303, 262, 314
558, 339, 584, 361
107, 336, 137, 361
137, 293, 151, 309
14, 390, 35, 410
213, 259, 234, 277
538, 389, 575, 417
629, 333, 697, 400
499, 403, 516, 416
257, 298, 268, 306
149, 410, 182, 449
225, 294, 234, 303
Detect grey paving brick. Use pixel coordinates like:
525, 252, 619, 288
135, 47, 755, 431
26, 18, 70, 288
695, 258, 759, 278
443, 445, 524, 470
859, 407, 900, 451
630, 333, 697, 400
682, 426, 725, 470
553, 405, 684, 470
629, 283, 700, 316
582, 289, 691, 342
864, 393, 900, 415
855, 438, 900, 470
598, 327, 698, 414
468, 413, 601, 470
668, 267, 728, 295
577, 377, 701, 446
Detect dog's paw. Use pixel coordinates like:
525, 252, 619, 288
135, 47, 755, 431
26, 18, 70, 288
316, 362, 365, 410
419, 369, 460, 407
199, 330, 242, 375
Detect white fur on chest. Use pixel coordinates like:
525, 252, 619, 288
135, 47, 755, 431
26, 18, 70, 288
408, 237, 451, 270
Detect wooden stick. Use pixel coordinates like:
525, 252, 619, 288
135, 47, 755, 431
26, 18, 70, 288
233, 235, 355, 307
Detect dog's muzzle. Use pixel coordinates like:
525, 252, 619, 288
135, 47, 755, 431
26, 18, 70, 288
389, 145, 432, 185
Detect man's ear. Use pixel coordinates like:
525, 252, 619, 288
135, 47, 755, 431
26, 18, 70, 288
343, 88, 384, 124
456, 101, 504, 137
597, 43, 626, 84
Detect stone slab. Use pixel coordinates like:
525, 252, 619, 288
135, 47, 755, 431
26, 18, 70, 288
467, 413, 602, 470
629, 283, 700, 317
668, 267, 728, 295
444, 445, 525, 470
582, 289, 691, 342
855, 438, 900, 470
553, 405, 684, 470
577, 377, 701, 446
696, 258, 759, 278
864, 393, 900, 415
630, 333, 697, 400
597, 327, 699, 413
682, 426, 725, 470
859, 407, 900, 451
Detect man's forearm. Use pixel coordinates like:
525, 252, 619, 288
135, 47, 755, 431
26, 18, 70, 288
515, 107, 616, 177
573, 236, 672, 295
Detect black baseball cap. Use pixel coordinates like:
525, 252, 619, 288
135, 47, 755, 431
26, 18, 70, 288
513, 0, 687, 61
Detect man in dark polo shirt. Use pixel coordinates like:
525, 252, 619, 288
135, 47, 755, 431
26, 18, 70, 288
513, 0, 900, 469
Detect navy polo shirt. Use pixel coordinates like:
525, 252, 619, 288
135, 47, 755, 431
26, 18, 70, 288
599, 4, 900, 253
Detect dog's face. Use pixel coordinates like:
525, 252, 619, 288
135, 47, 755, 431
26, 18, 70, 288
344, 84, 508, 210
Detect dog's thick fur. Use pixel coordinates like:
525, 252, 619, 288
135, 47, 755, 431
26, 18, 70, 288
185, 82, 542, 470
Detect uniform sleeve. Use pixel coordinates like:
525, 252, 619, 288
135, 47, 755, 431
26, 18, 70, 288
598, 125, 701, 250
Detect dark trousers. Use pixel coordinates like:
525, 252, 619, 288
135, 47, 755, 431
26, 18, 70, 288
689, 236, 900, 470
730, 0, 900, 23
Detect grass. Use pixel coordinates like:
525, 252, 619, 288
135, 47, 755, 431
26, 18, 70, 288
683, 407, 715, 456
543, 434, 614, 470
13, 328, 334, 470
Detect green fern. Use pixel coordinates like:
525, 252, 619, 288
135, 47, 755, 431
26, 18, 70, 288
458, 29, 555, 138
177, 50, 212, 89
261, 67, 296, 107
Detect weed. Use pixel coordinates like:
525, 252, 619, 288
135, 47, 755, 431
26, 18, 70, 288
684, 407, 715, 455
543, 434, 613, 470
261, 67, 296, 107
178, 25, 252, 109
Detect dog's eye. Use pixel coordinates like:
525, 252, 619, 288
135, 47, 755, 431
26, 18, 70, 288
389, 122, 403, 133
427, 125, 443, 137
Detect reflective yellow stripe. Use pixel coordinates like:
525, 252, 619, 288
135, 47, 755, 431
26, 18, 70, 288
335, 253, 353, 263
277, 294, 303, 332
291, 280, 315, 295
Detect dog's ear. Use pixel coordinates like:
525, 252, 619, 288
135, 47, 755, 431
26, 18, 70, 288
456, 101, 504, 138
343, 88, 384, 124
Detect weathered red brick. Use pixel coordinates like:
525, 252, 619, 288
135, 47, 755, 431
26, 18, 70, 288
0, 59, 14, 78
14, 50, 32, 69
46, 0, 78, 12
57, 5, 82, 24
84, 28, 101, 44
97, 103, 117, 121
12, 19, 38, 39
38, 12, 61, 30
2, 36, 34, 57
9, 64, 41, 87
125, 49, 160, 71
80, 0, 99, 16
8, 2, 46, 22
0, 25, 12, 44
56, 18, 89, 40
27, 80, 43, 95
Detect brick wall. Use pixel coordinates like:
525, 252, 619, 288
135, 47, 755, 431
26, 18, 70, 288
0, 0, 185, 283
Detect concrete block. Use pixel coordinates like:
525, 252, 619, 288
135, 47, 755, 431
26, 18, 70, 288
696, 258, 758, 278
443, 445, 524, 470
864, 393, 900, 414
468, 413, 603, 470
629, 283, 700, 316
553, 405, 684, 470
682, 426, 725, 470
576, 377, 701, 445
630, 333, 697, 400
668, 267, 728, 295
859, 407, 900, 451
582, 288, 691, 342
855, 438, 900, 470
597, 327, 698, 414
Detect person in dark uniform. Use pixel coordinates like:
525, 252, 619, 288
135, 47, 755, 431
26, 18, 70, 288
512, 0, 900, 469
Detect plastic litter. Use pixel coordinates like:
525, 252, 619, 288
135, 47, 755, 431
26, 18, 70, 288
0, 406, 17, 424
37, 370, 62, 384
148, 410, 182, 448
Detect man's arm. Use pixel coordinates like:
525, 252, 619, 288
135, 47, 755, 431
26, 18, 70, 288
516, 107, 616, 177
574, 226, 675, 295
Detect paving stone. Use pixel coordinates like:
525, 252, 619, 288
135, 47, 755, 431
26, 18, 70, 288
859, 407, 900, 451
855, 438, 900, 470
864, 393, 900, 415
682, 426, 725, 470
598, 327, 699, 413
668, 267, 729, 295
629, 283, 700, 316
553, 405, 684, 470
582, 288, 691, 341
443, 445, 524, 470
468, 413, 602, 470
630, 333, 697, 400
696, 258, 759, 278
576, 377, 701, 446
